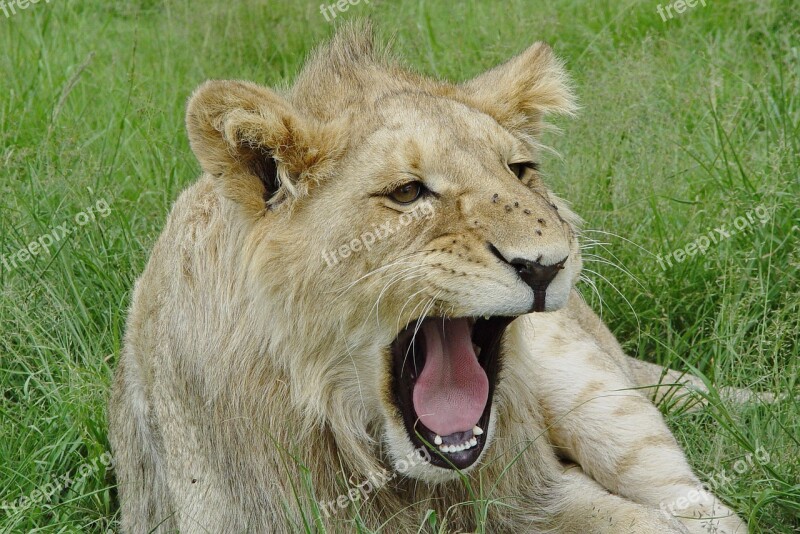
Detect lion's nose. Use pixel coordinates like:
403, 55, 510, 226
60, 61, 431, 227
488, 244, 569, 311
509, 256, 566, 290
509, 256, 567, 311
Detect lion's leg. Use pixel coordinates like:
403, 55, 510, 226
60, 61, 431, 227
543, 465, 689, 534
110, 353, 252, 533
108, 357, 178, 533
625, 354, 778, 409
152, 390, 253, 534
512, 318, 746, 534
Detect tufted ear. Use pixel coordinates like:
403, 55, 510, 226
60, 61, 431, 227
186, 80, 343, 212
460, 42, 577, 138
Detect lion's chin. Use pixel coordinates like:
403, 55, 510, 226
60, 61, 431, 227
389, 315, 515, 470
381, 405, 500, 483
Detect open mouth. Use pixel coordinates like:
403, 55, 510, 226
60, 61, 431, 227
390, 315, 515, 470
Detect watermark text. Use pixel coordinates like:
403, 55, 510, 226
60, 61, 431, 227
322, 201, 434, 267
656, 205, 769, 271
320, 0, 369, 22
657, 0, 706, 22
1, 198, 112, 274
1, 0, 52, 19
318, 447, 430, 517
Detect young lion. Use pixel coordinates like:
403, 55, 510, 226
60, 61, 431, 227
108, 24, 746, 533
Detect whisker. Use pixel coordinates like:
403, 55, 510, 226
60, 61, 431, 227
581, 253, 646, 290
582, 229, 658, 258
370, 267, 428, 325
578, 274, 606, 317
396, 287, 432, 334
328, 252, 430, 297
584, 241, 647, 286
579, 240, 611, 250
582, 267, 642, 340
337, 322, 367, 414
403, 292, 441, 375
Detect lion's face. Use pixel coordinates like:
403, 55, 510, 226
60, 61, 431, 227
302, 93, 580, 475
186, 34, 578, 480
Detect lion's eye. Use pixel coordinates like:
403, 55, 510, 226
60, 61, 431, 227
509, 162, 539, 179
388, 181, 424, 204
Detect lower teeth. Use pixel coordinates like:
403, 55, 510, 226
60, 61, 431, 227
439, 436, 479, 453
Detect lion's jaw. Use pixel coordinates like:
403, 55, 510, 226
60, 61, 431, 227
185, 32, 578, 483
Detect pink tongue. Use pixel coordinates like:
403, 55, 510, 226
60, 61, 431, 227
412, 318, 488, 436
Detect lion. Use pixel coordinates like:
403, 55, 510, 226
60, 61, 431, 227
108, 23, 748, 533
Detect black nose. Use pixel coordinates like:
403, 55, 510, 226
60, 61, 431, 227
509, 256, 568, 312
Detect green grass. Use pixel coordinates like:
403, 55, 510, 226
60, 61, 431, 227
0, 0, 798, 532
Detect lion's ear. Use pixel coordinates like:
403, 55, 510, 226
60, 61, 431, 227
186, 80, 341, 210
461, 42, 577, 138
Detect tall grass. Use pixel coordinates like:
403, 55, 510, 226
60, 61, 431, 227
0, 0, 797, 532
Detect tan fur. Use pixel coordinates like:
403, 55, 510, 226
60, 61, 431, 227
108, 23, 745, 533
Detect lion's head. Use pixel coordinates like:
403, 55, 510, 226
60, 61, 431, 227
185, 24, 579, 481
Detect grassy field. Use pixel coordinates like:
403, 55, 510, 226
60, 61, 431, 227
0, 0, 798, 532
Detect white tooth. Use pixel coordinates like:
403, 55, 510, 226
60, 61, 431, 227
473, 425, 484, 436
434, 435, 442, 445
483, 315, 490, 320
441, 445, 450, 453
470, 437, 477, 446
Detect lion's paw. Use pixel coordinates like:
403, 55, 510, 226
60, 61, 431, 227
672, 496, 747, 534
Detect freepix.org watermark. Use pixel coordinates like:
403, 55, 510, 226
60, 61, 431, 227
322, 201, 434, 267
319, 0, 369, 22
1, 0, 52, 19
0, 198, 112, 274
656, 0, 706, 22
317, 446, 430, 518
656, 205, 770, 271
0, 452, 114, 516
659, 446, 770, 518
